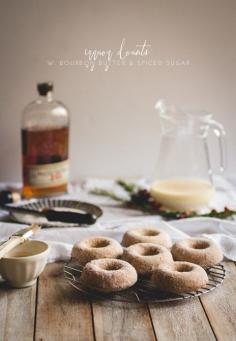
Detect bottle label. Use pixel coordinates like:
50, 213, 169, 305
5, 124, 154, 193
27, 160, 69, 188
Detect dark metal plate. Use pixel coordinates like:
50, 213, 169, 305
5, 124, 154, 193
9, 199, 103, 227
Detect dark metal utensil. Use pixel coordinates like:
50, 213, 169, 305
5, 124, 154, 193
4, 205, 97, 225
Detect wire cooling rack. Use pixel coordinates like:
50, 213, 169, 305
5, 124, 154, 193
64, 261, 226, 303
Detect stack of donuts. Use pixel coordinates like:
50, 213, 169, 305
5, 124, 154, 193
71, 226, 223, 294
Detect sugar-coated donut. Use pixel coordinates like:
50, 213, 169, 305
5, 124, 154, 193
71, 237, 123, 265
122, 227, 172, 248
80, 258, 138, 292
151, 261, 208, 294
122, 243, 173, 277
171, 238, 223, 268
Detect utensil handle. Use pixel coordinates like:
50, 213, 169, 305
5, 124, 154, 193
0, 236, 24, 259
45, 210, 96, 224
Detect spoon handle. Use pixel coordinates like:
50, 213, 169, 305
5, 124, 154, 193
0, 236, 24, 259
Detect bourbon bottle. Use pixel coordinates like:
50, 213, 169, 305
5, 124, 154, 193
21, 82, 69, 198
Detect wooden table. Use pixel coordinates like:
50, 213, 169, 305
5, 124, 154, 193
0, 199, 236, 341
0, 260, 236, 341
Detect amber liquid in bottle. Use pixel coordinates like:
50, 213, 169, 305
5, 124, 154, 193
22, 126, 69, 198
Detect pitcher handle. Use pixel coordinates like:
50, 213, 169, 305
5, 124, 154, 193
208, 119, 226, 173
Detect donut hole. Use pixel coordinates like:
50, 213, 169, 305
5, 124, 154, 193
140, 229, 159, 237
103, 263, 122, 271
89, 239, 110, 248
139, 247, 159, 256
190, 240, 209, 250
175, 264, 193, 273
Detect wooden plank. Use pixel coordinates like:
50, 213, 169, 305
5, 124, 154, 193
0, 280, 36, 341
35, 263, 94, 341
200, 261, 236, 340
92, 301, 156, 341
149, 298, 216, 341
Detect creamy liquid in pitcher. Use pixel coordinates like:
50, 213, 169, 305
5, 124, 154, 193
150, 178, 215, 211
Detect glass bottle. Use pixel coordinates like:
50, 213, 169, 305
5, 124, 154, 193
151, 100, 226, 211
21, 82, 69, 198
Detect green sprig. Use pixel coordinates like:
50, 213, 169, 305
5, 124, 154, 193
90, 180, 236, 220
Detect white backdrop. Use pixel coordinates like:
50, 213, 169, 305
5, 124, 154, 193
0, 0, 235, 182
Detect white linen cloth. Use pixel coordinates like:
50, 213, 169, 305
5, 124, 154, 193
0, 175, 236, 262
0, 216, 236, 262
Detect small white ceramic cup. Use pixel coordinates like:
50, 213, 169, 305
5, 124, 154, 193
0, 240, 49, 288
